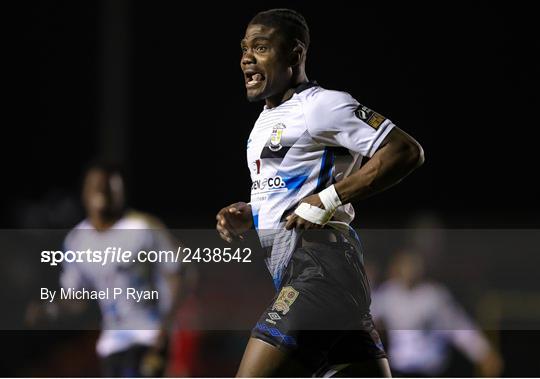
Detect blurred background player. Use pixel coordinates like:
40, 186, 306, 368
27, 162, 182, 377
371, 250, 503, 377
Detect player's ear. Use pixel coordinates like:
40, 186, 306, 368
290, 40, 305, 66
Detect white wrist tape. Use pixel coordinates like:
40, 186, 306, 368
318, 185, 342, 212
294, 185, 342, 225
294, 203, 333, 225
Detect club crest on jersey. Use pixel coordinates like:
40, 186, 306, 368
272, 286, 299, 315
269, 123, 286, 152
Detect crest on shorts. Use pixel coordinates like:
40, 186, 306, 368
269, 123, 286, 151
355, 104, 386, 130
272, 286, 299, 315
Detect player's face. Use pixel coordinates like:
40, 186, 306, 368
82, 169, 125, 219
240, 24, 292, 102
395, 253, 424, 286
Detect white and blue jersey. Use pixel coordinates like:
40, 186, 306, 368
61, 211, 179, 357
247, 83, 395, 288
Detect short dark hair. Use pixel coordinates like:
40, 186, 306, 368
80, 159, 129, 202
84, 159, 124, 178
81, 159, 126, 190
249, 8, 310, 50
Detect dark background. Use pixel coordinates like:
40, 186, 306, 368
4, 1, 538, 229
2, 1, 539, 377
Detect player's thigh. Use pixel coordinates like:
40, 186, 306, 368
236, 337, 296, 377
100, 350, 125, 377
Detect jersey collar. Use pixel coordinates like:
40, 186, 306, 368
294, 80, 319, 94
263, 81, 319, 111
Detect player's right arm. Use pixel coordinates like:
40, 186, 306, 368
26, 235, 90, 326
216, 202, 253, 243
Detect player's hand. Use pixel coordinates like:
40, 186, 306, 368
285, 194, 325, 230
140, 349, 165, 377
477, 349, 504, 377
216, 202, 253, 243
25, 301, 47, 327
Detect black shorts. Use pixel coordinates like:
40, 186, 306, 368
101, 344, 168, 377
251, 239, 387, 375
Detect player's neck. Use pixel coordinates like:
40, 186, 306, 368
89, 213, 122, 231
265, 73, 309, 109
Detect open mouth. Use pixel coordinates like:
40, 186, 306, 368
245, 70, 266, 88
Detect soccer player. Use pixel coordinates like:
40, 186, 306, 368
372, 250, 503, 377
28, 163, 182, 377
216, 9, 424, 377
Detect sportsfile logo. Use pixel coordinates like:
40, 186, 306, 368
251, 176, 287, 193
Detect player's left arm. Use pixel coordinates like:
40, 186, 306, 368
138, 215, 184, 375
286, 127, 424, 229
335, 126, 424, 203
139, 269, 182, 376
437, 288, 504, 377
